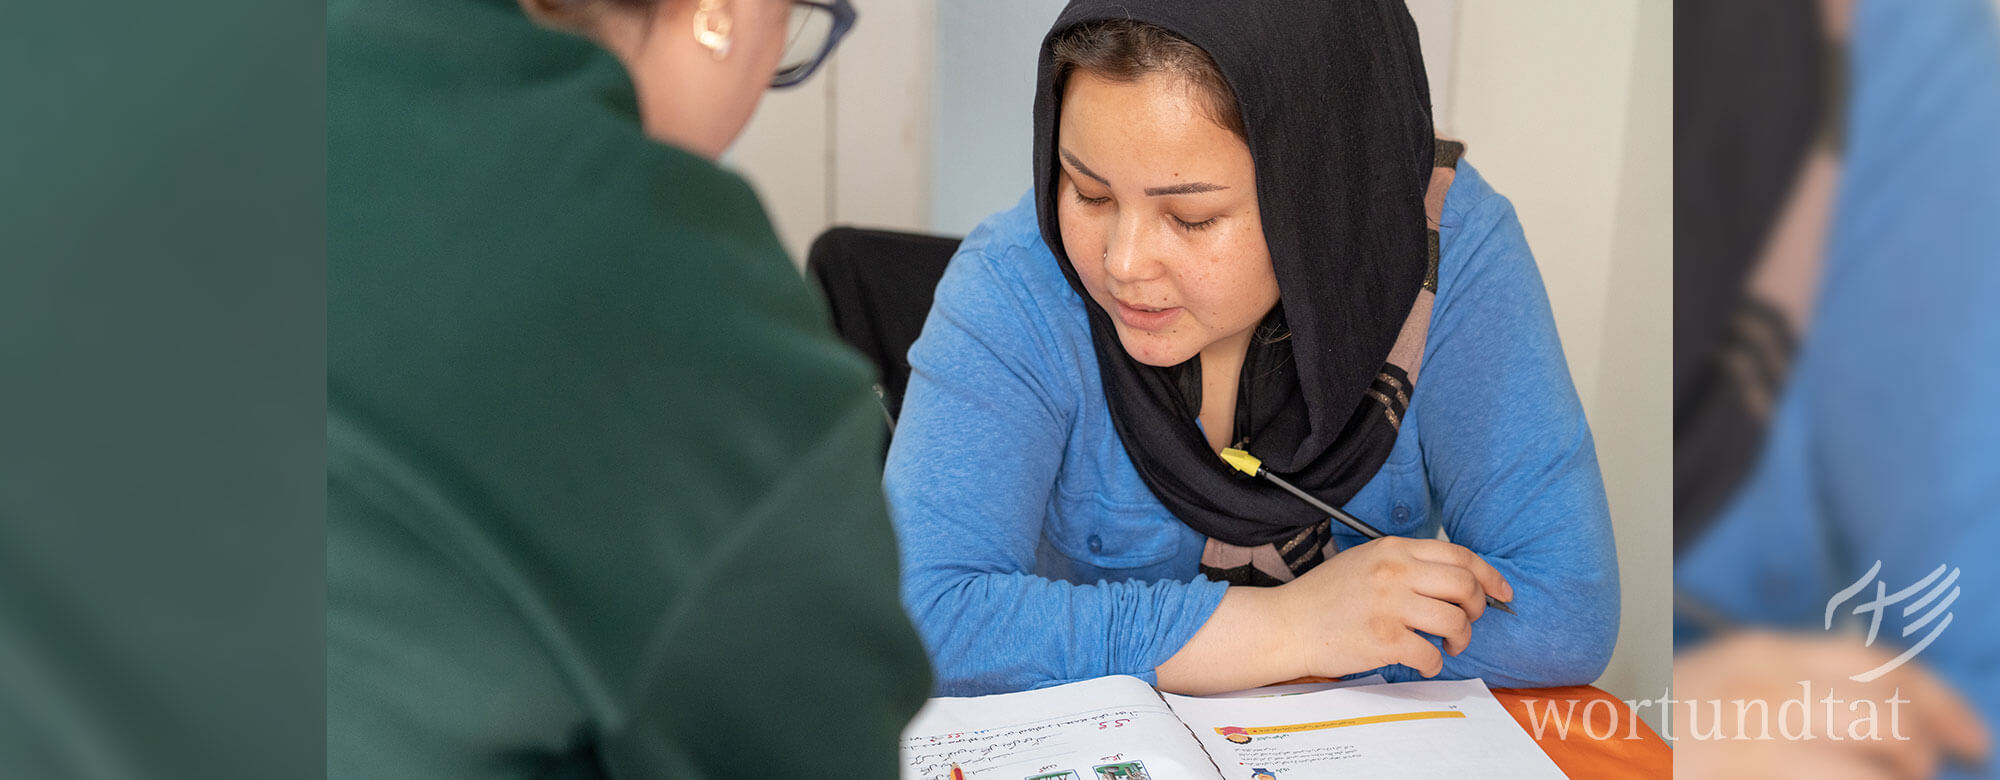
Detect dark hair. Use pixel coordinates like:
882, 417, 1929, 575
1048, 19, 1246, 140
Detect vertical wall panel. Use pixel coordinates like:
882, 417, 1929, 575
832, 0, 935, 234
728, 69, 830, 265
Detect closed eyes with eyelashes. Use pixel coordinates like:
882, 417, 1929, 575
1061, 146, 1231, 233
1069, 186, 1222, 232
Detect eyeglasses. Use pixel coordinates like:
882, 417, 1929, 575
772, 0, 857, 89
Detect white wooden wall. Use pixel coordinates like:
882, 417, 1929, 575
726, 0, 935, 264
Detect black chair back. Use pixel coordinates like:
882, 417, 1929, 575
805, 227, 961, 430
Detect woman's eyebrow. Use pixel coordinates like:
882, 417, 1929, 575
1059, 148, 1110, 186
1059, 148, 1229, 197
1143, 182, 1228, 196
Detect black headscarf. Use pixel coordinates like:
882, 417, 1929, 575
1032, 0, 1437, 548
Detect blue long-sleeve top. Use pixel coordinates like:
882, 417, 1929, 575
1675, 2, 2000, 775
886, 161, 1620, 697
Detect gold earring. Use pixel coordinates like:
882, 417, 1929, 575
693, 0, 732, 60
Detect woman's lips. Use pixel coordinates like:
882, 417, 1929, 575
1113, 299, 1184, 330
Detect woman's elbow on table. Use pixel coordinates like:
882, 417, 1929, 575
1549, 613, 1619, 688
1501, 575, 1620, 687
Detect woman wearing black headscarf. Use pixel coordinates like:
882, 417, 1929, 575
887, 0, 1618, 696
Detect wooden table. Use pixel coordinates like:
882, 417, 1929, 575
1490, 685, 1671, 778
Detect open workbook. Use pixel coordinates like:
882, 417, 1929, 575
899, 675, 1567, 780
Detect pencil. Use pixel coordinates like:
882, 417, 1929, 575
1218, 448, 1516, 615
950, 762, 966, 780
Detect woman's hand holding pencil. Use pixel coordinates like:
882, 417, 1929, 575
1219, 448, 1517, 680
1267, 534, 1515, 679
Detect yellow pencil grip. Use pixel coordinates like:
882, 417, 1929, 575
1219, 447, 1262, 477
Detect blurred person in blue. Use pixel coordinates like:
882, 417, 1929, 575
1674, 0, 2000, 776
886, 0, 1619, 698
329, 0, 932, 776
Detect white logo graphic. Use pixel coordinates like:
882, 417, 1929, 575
1825, 561, 1960, 682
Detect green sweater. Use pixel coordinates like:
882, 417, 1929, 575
327, 0, 931, 776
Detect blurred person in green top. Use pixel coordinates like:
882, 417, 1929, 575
328, 0, 931, 777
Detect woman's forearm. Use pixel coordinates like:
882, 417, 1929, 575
1153, 586, 1302, 695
